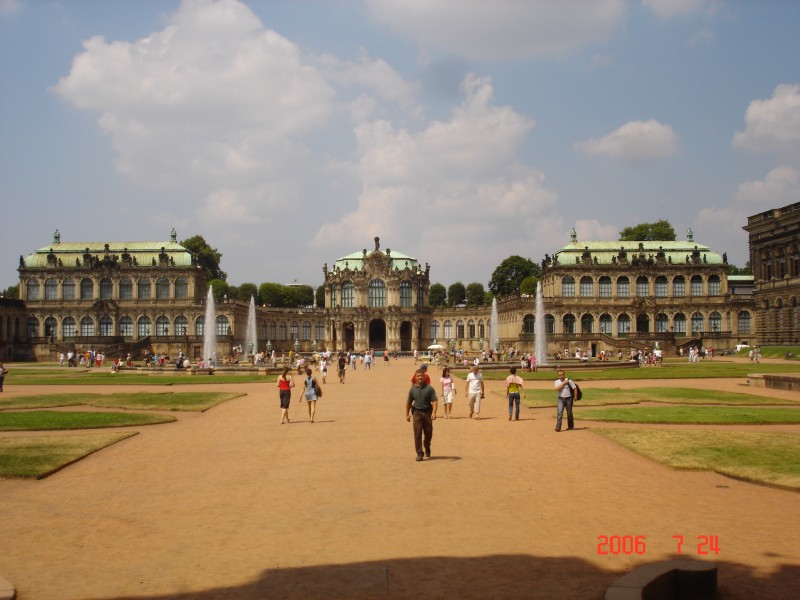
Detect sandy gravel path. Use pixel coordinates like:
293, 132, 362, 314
0, 359, 798, 599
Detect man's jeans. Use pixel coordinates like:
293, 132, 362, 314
556, 395, 574, 430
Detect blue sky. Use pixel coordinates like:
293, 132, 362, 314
2, 0, 799, 292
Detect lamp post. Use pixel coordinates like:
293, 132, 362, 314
479, 337, 484, 351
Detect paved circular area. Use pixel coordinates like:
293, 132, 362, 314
0, 359, 798, 599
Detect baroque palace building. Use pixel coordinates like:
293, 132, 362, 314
743, 201, 800, 345
9, 227, 757, 362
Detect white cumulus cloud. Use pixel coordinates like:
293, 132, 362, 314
733, 84, 800, 161
366, 0, 627, 60
642, 0, 718, 20
574, 119, 679, 161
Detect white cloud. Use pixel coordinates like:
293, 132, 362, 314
574, 219, 619, 242
694, 166, 800, 263
365, 0, 627, 60
314, 75, 562, 272
574, 119, 679, 161
642, 0, 718, 20
733, 84, 800, 161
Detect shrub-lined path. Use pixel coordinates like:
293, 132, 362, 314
0, 359, 798, 599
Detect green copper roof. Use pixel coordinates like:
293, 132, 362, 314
552, 239, 725, 266
332, 250, 420, 272
21, 237, 195, 270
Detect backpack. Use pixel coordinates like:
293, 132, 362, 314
570, 380, 582, 401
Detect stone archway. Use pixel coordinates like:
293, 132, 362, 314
342, 321, 355, 351
369, 319, 386, 350
400, 321, 412, 351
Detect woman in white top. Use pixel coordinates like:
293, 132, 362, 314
440, 367, 457, 418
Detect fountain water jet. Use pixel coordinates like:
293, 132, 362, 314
491, 297, 499, 352
535, 281, 548, 365
203, 287, 217, 368
244, 295, 257, 361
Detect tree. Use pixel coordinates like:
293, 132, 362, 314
429, 283, 447, 307
488, 256, 540, 297
259, 282, 286, 307
285, 285, 314, 307
209, 279, 229, 302
448, 282, 466, 306
728, 261, 752, 275
465, 282, 485, 306
1, 284, 18, 299
618, 219, 676, 241
237, 283, 259, 303
181, 234, 227, 281
316, 285, 325, 308
519, 275, 540, 297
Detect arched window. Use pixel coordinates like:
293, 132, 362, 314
636, 276, 649, 297
468, 319, 476, 338
269, 320, 277, 340
26, 279, 40, 300
156, 277, 170, 299
691, 312, 704, 333
617, 277, 630, 298
215, 315, 229, 337
708, 275, 721, 296
138, 316, 152, 337
100, 278, 113, 300
368, 279, 386, 307
581, 313, 594, 333
44, 316, 57, 337
561, 276, 575, 297
175, 315, 188, 335
156, 316, 170, 336
119, 316, 133, 337
738, 311, 751, 333
598, 276, 612, 298
63, 317, 76, 337
175, 278, 189, 299
655, 276, 668, 297
523, 314, 535, 334
563, 314, 576, 334
673, 276, 685, 297
655, 313, 669, 333
599, 313, 612, 334
99, 315, 113, 336
195, 316, 205, 337
341, 282, 354, 308
430, 320, 440, 340
138, 278, 151, 299
400, 281, 412, 307
80, 278, 93, 300
545, 315, 555, 335
690, 275, 703, 297
62, 278, 76, 300
674, 313, 686, 335
302, 321, 312, 341
80, 316, 94, 336
45, 278, 58, 300
279, 321, 287, 340
636, 313, 650, 333
315, 320, 325, 341
456, 320, 465, 338
289, 320, 299, 340
709, 311, 722, 332
119, 278, 133, 299
26, 317, 39, 338
478, 320, 485, 338
580, 276, 593, 297
617, 314, 631, 335
443, 320, 453, 339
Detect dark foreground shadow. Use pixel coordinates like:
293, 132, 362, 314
106, 554, 800, 600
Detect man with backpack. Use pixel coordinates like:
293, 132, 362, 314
554, 369, 577, 432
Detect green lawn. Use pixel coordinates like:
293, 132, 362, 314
0, 433, 137, 478
4, 369, 274, 385
519, 387, 799, 407
594, 428, 800, 490
575, 405, 800, 424
0, 391, 245, 411
0, 411, 176, 431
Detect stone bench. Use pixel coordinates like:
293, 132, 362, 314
605, 559, 717, 600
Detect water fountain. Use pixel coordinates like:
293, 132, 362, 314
203, 287, 217, 368
491, 297, 499, 352
535, 281, 547, 365
244, 295, 257, 361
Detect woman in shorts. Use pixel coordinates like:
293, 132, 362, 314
278, 368, 294, 424
301, 367, 319, 423
440, 367, 456, 418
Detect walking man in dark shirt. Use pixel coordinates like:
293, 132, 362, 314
406, 369, 438, 461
